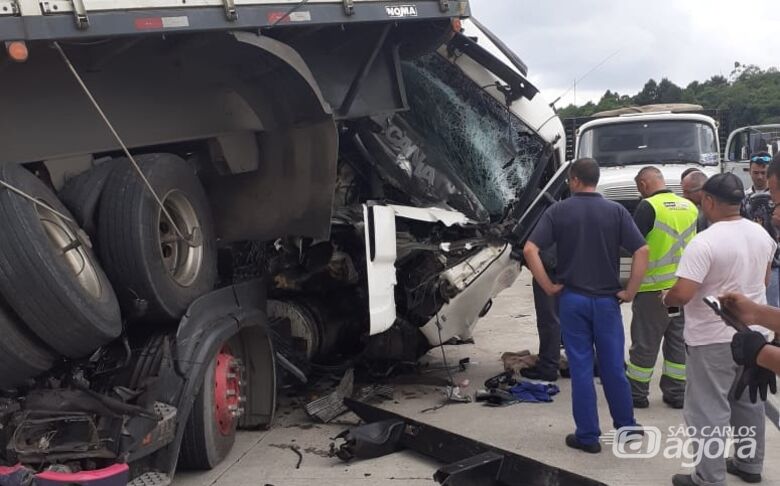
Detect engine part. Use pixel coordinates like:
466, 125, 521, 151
267, 299, 322, 361
11, 414, 110, 463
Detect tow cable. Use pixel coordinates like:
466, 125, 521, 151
0, 43, 199, 248
65, 42, 195, 247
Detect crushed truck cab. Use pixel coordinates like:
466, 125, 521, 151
0, 4, 568, 484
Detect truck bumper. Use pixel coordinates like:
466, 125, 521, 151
0, 463, 129, 486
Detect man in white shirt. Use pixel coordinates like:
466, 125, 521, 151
663, 173, 775, 486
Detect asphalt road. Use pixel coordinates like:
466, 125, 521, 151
175, 272, 780, 486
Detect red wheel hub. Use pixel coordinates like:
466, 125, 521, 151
214, 346, 243, 436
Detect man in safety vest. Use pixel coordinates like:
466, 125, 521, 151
627, 166, 698, 409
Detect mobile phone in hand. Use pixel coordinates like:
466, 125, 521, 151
703, 296, 751, 332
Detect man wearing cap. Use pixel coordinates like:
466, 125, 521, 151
524, 158, 649, 454
626, 167, 697, 410
742, 152, 780, 307
663, 173, 774, 486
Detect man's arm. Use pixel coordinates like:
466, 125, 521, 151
757, 346, 780, 375
721, 292, 780, 331
618, 245, 649, 302
663, 277, 701, 307
617, 205, 648, 302
767, 262, 772, 288
524, 241, 562, 296
632, 200, 655, 237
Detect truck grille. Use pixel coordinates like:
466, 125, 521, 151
601, 184, 683, 201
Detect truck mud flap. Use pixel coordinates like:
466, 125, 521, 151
343, 398, 606, 486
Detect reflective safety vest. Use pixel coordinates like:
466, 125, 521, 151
639, 192, 699, 292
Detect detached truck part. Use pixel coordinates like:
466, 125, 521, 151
0, 1, 573, 484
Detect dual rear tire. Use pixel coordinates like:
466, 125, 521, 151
0, 153, 217, 384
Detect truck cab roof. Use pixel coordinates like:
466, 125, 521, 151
578, 112, 718, 132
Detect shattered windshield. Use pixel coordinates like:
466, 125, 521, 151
578, 120, 719, 167
397, 54, 546, 220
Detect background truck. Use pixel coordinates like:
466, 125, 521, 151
0, 2, 566, 484
571, 104, 721, 280
573, 104, 721, 212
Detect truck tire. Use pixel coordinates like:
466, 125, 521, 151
98, 153, 217, 322
0, 163, 122, 358
0, 298, 56, 388
179, 346, 243, 470
59, 160, 117, 238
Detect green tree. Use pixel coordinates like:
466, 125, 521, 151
558, 64, 780, 128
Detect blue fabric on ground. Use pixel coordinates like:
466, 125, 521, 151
509, 382, 560, 403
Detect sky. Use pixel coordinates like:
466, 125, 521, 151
469, 0, 780, 107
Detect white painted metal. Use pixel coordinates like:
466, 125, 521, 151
28, 0, 396, 16
364, 204, 398, 336
419, 243, 520, 345
450, 19, 567, 166
0, 0, 17, 15
386, 204, 473, 227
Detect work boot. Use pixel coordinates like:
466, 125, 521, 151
633, 397, 649, 409
663, 396, 684, 410
672, 474, 697, 486
565, 434, 601, 453
727, 458, 762, 483
520, 366, 558, 382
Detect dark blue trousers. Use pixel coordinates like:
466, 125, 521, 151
559, 289, 636, 445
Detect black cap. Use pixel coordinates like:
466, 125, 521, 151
702, 173, 745, 204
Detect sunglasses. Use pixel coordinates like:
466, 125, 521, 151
751, 154, 772, 164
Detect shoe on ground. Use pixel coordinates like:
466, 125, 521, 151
559, 367, 571, 378
633, 397, 649, 409
565, 434, 601, 453
663, 396, 684, 409
672, 474, 697, 486
520, 366, 558, 382
727, 458, 762, 483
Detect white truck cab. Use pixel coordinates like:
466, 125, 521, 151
574, 106, 720, 282
576, 108, 721, 212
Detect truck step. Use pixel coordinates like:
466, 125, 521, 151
127, 471, 171, 486
127, 402, 178, 462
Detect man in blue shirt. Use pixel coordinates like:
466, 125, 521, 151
524, 158, 649, 453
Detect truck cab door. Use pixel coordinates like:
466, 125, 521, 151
723, 128, 754, 189
509, 159, 570, 253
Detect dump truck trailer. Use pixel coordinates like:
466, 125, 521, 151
0, 2, 568, 484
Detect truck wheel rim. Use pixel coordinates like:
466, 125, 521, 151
36, 201, 102, 299
158, 190, 203, 287
214, 346, 243, 436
